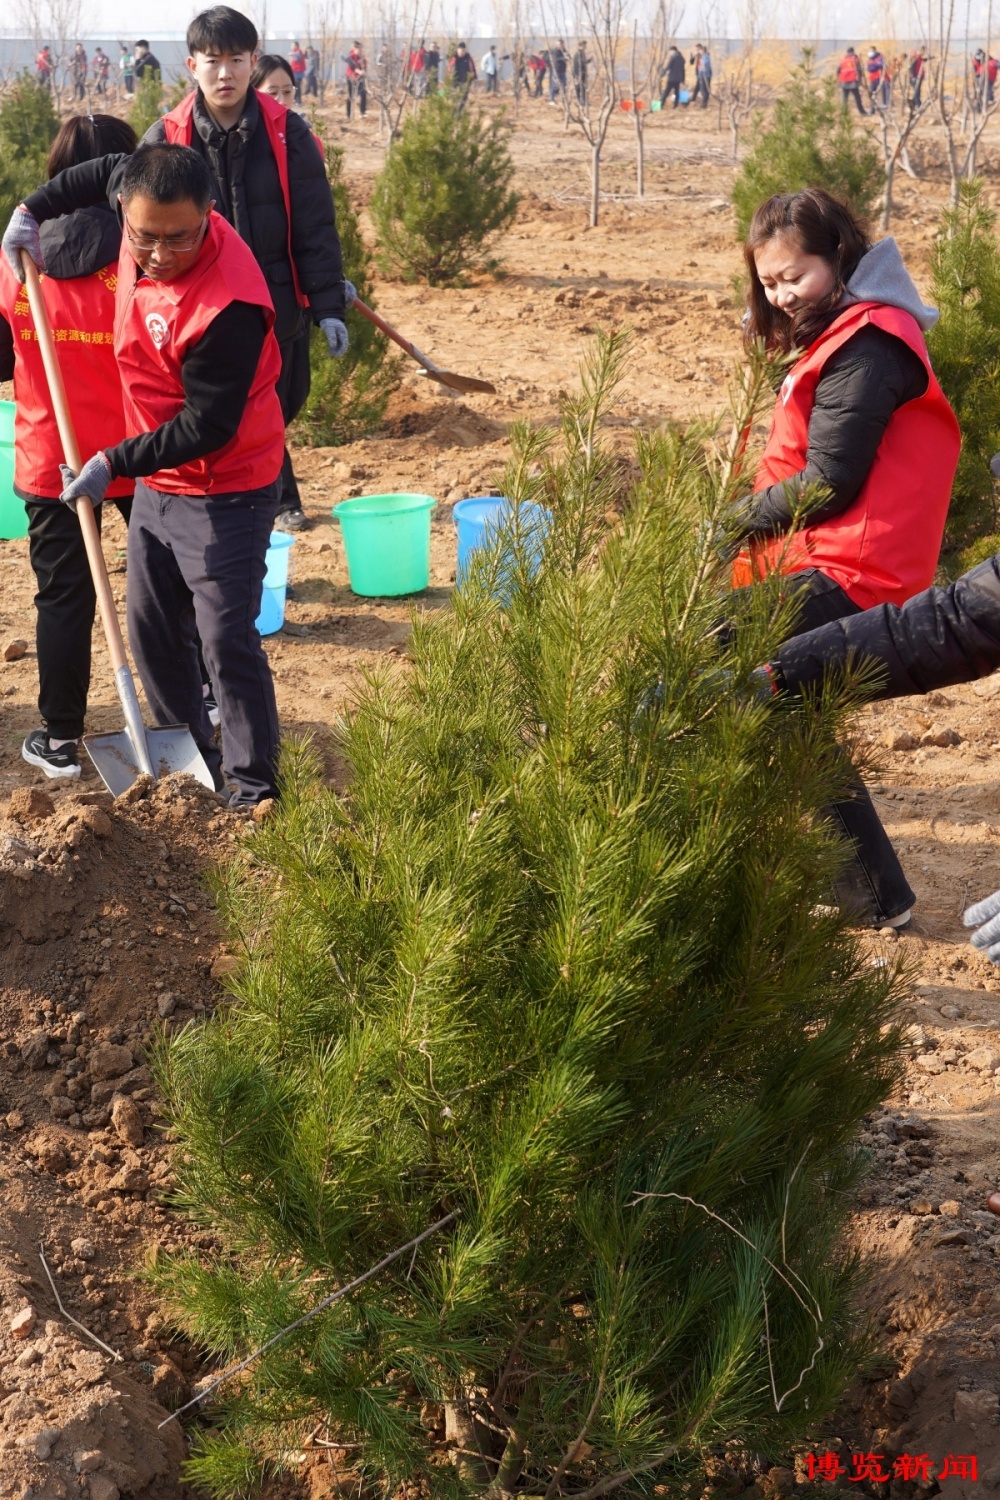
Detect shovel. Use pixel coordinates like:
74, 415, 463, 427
351, 295, 497, 395
19, 251, 216, 798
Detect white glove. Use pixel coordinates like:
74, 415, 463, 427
320, 317, 349, 357
59, 454, 112, 510
3, 205, 44, 278
964, 887, 1000, 961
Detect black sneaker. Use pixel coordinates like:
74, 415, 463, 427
274, 506, 310, 532
22, 728, 81, 780
204, 693, 221, 728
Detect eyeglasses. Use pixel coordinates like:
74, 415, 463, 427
123, 210, 207, 254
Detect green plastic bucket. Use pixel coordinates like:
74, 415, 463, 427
0, 401, 27, 540
333, 492, 435, 596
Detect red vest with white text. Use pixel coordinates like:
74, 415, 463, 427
113, 212, 283, 495
163, 88, 309, 307
731, 302, 960, 610
0, 257, 132, 500
837, 54, 859, 83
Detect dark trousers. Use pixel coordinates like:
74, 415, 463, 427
661, 80, 682, 106
484, 71, 498, 92
841, 82, 867, 113
126, 478, 281, 805
346, 77, 367, 116
774, 569, 915, 924
276, 322, 313, 511
693, 75, 710, 106
25, 495, 133, 741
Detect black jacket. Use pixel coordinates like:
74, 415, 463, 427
772, 555, 1000, 700
144, 89, 344, 342
0, 202, 121, 383
735, 325, 928, 541
663, 51, 685, 85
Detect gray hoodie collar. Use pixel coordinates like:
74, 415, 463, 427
841, 237, 939, 330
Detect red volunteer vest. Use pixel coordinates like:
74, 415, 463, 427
163, 89, 309, 308
837, 56, 859, 83
113, 212, 284, 495
732, 303, 960, 610
0, 256, 132, 500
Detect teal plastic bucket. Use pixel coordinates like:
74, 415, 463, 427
452, 497, 551, 586
333, 493, 435, 596
256, 531, 295, 636
0, 401, 27, 541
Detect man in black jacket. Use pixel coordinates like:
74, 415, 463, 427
660, 46, 686, 107
144, 5, 347, 531
133, 40, 161, 80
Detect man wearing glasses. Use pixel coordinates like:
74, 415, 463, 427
2, 144, 286, 809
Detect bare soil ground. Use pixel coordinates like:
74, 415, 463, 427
1, 99, 999, 1500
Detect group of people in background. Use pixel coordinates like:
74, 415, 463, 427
659, 44, 713, 108
37, 38, 160, 99
837, 42, 999, 113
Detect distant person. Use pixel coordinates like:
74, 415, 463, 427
119, 43, 134, 97
972, 47, 997, 107
288, 40, 306, 101
409, 39, 427, 95
72, 42, 88, 101
528, 51, 546, 96
572, 40, 588, 106
908, 49, 926, 106
344, 41, 368, 118
660, 44, 686, 106
425, 40, 440, 89
866, 46, 888, 106
133, 40, 162, 81
837, 46, 867, 113
304, 44, 320, 97
36, 45, 53, 90
691, 43, 712, 106
0, 113, 138, 782
549, 38, 568, 102
93, 46, 111, 95
448, 41, 477, 113
481, 43, 499, 93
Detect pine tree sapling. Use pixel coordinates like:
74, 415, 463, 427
294, 141, 400, 447
732, 59, 881, 240
0, 74, 59, 230
926, 180, 1000, 569
129, 71, 167, 139
152, 335, 904, 1499
371, 91, 520, 285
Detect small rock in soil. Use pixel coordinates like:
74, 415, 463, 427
110, 1093, 144, 1147
70, 1236, 96, 1259
20, 1029, 50, 1069
10, 1306, 37, 1339
8, 787, 55, 822
886, 729, 919, 751
88, 1043, 134, 1080
3, 638, 28, 660
939, 1199, 962, 1216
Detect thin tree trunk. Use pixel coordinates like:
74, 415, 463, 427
634, 112, 644, 197
590, 142, 601, 227
880, 155, 896, 231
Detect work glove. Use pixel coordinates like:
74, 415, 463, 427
59, 453, 112, 511
964, 888, 1000, 962
2, 205, 44, 278
320, 317, 350, 358
344, 278, 357, 308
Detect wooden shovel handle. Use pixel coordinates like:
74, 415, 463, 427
19, 251, 129, 676
351, 294, 436, 371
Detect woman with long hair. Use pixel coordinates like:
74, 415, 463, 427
0, 113, 137, 779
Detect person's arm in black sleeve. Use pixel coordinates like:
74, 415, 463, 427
140, 118, 167, 146
284, 111, 345, 323
0, 308, 14, 383
734, 326, 929, 539
24, 153, 130, 224
771, 555, 1000, 699
104, 301, 266, 478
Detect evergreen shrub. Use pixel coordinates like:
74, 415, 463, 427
129, 71, 166, 138
152, 335, 903, 1499
926, 180, 1000, 570
732, 59, 881, 239
0, 74, 59, 229
295, 143, 400, 446
370, 90, 519, 285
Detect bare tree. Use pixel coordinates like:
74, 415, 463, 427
626, 0, 681, 196
925, 0, 997, 203
364, 0, 432, 145
545, 0, 624, 227
16, 0, 90, 109
716, 0, 774, 159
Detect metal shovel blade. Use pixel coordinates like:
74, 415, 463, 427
416, 367, 497, 395
83, 724, 217, 798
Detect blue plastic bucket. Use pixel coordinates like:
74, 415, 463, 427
256, 531, 295, 636
452, 497, 551, 586
0, 401, 27, 541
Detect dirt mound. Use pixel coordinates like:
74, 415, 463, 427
0, 774, 236, 1500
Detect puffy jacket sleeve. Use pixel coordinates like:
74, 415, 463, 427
284, 110, 345, 323
25, 154, 130, 223
772, 556, 1000, 698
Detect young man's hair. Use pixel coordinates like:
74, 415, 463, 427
120, 144, 213, 210
48, 113, 137, 177
136, 38, 148, 47
186, 5, 258, 56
